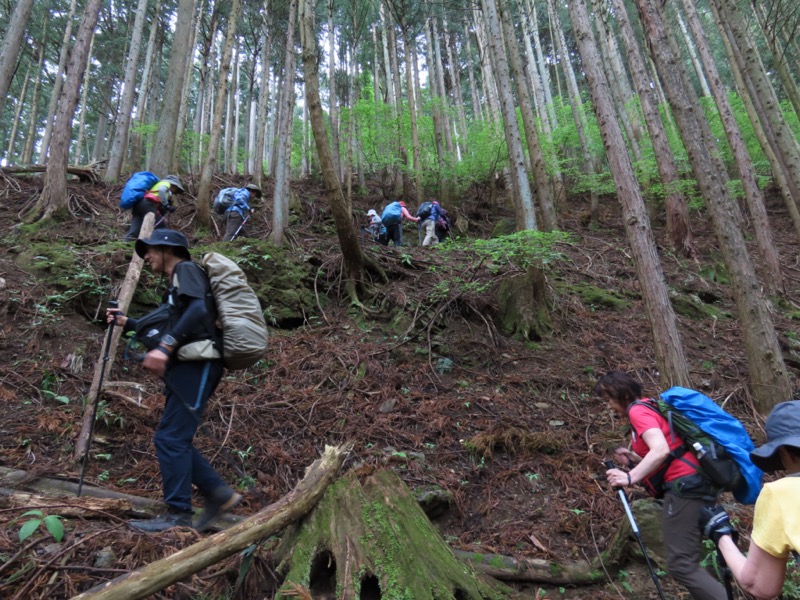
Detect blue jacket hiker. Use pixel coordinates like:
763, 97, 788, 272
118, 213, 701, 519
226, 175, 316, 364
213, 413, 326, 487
223, 184, 262, 241
106, 230, 242, 533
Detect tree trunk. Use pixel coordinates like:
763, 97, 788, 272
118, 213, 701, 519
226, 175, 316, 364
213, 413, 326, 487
679, 0, 783, 294
634, 0, 792, 411
20, 37, 45, 166
481, 0, 537, 231
675, 9, 712, 98
300, 0, 366, 301
0, 0, 35, 118
253, 12, 271, 188
401, 19, 423, 205
149, 0, 196, 175
270, 0, 298, 246
71, 444, 351, 600
29, 0, 102, 223
754, 2, 800, 123
173, 0, 201, 175
548, 0, 601, 225
567, 0, 691, 389
498, 0, 557, 231
197, 0, 242, 229
104, 0, 150, 182
4, 62, 31, 164
37, 0, 78, 164
274, 468, 507, 600
712, 0, 800, 211
130, 0, 162, 173
73, 35, 96, 165
327, 0, 342, 183
609, 0, 695, 258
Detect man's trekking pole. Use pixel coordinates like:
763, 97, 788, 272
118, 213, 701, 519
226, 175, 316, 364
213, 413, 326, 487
230, 212, 251, 242
604, 460, 667, 600
77, 300, 118, 497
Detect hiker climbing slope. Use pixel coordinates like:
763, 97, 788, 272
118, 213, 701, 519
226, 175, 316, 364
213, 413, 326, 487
597, 371, 727, 600
214, 184, 262, 241
380, 200, 419, 246
124, 174, 185, 240
106, 230, 241, 533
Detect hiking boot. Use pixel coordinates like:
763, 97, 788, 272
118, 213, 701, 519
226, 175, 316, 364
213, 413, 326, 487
129, 510, 193, 533
195, 486, 242, 532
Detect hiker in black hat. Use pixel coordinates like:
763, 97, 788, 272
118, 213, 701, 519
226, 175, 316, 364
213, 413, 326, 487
700, 400, 800, 599
125, 175, 186, 240
106, 230, 241, 532
597, 371, 726, 600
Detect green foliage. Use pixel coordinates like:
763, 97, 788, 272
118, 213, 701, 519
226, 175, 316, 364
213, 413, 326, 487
15, 510, 64, 543
454, 230, 572, 273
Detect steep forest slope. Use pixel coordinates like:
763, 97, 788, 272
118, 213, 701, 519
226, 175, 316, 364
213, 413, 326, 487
0, 174, 798, 599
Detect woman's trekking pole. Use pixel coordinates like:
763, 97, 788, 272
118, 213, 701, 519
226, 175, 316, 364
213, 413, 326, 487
604, 460, 667, 600
716, 549, 735, 600
77, 300, 118, 497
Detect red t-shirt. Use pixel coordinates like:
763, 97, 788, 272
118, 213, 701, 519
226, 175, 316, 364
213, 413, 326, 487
628, 400, 699, 483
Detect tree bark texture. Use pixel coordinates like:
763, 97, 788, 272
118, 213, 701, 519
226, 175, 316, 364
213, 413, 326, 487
634, 0, 792, 411
149, 0, 196, 175
273, 468, 509, 599
71, 444, 351, 600
481, 0, 537, 231
568, 0, 691, 389
197, 0, 242, 229
31, 0, 102, 222
609, 0, 695, 258
0, 0, 35, 118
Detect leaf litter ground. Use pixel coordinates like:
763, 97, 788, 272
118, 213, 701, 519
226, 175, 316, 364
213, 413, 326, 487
0, 174, 798, 599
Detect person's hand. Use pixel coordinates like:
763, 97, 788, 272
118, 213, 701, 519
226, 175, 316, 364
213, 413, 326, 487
613, 447, 639, 467
142, 348, 170, 377
606, 467, 632, 488
106, 308, 126, 328
699, 505, 738, 547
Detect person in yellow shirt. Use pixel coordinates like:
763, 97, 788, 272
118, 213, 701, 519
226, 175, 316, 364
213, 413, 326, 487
699, 400, 800, 599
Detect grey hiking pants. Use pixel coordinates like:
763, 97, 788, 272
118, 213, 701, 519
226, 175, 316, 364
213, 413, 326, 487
663, 491, 726, 600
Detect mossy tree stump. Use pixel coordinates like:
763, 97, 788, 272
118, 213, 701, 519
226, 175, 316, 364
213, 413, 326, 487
496, 266, 551, 341
274, 469, 512, 600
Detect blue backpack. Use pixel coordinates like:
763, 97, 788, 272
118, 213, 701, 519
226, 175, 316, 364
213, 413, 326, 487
120, 171, 159, 209
650, 387, 763, 504
381, 202, 402, 226
213, 188, 237, 214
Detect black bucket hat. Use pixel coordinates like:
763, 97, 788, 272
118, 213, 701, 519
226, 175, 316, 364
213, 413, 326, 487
749, 400, 800, 472
134, 229, 191, 260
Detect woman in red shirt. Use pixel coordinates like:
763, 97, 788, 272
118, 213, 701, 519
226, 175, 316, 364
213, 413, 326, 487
596, 371, 725, 600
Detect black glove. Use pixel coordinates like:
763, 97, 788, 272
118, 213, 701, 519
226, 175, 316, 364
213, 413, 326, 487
699, 505, 738, 547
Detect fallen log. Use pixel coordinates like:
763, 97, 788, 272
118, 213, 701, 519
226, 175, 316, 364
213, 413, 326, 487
454, 516, 630, 585
0, 165, 100, 183
0, 492, 132, 518
71, 443, 351, 599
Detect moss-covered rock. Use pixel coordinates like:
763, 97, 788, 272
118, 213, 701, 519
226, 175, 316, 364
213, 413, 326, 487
490, 218, 516, 238
559, 282, 631, 311
669, 289, 732, 320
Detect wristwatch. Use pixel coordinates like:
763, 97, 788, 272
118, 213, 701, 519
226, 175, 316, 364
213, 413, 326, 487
160, 334, 177, 348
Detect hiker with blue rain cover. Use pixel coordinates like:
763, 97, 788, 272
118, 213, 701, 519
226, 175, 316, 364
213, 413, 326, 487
598, 371, 727, 600
700, 400, 800, 599
216, 184, 262, 241
106, 230, 241, 532
124, 174, 185, 240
